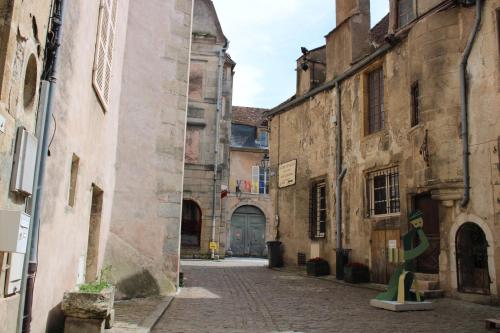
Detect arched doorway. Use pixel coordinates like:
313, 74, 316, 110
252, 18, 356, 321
181, 200, 202, 248
456, 222, 490, 294
230, 206, 266, 257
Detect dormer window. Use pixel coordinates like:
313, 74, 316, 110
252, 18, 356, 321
398, 0, 415, 28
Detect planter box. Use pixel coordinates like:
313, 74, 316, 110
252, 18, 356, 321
306, 260, 330, 277
344, 266, 370, 284
62, 287, 115, 320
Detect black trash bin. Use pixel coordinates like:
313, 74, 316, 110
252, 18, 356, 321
267, 241, 283, 268
335, 249, 349, 280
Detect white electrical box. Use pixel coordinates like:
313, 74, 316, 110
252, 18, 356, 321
0, 210, 30, 254
10, 127, 37, 196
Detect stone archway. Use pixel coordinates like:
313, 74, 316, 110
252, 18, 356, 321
229, 206, 266, 257
181, 200, 202, 249
449, 214, 497, 296
456, 222, 490, 294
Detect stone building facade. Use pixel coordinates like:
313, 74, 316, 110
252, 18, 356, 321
104, 0, 193, 300
0, 0, 194, 331
225, 106, 274, 257
0, 1, 52, 331
268, 0, 500, 303
182, 0, 235, 258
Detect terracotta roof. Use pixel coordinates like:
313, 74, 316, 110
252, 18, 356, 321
370, 14, 390, 47
232, 106, 269, 127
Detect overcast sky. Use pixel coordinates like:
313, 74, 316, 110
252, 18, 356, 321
212, 0, 390, 109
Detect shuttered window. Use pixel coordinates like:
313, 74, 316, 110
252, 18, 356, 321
93, 0, 117, 110
310, 180, 326, 239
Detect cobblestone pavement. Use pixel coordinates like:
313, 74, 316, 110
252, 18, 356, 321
153, 259, 500, 333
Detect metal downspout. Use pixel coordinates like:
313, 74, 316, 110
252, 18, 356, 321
17, 0, 65, 331
334, 82, 347, 279
211, 46, 227, 259
460, 0, 483, 208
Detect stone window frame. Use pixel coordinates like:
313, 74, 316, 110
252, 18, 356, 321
364, 66, 385, 136
366, 166, 401, 218
92, 0, 118, 111
309, 177, 327, 240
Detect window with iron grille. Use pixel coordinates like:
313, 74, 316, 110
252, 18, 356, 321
310, 180, 327, 239
93, 0, 117, 110
411, 81, 420, 127
366, 167, 400, 217
366, 67, 384, 135
398, 0, 415, 28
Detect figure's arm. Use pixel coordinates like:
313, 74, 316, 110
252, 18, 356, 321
403, 228, 429, 261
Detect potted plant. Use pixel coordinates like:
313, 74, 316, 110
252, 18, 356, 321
306, 257, 330, 277
62, 266, 115, 332
343, 262, 370, 284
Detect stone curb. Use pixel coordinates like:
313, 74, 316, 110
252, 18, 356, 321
141, 296, 174, 332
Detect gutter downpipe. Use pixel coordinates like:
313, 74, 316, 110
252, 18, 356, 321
211, 45, 227, 259
334, 82, 347, 279
17, 1, 65, 331
460, 0, 483, 208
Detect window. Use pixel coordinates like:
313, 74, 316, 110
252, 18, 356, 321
366, 67, 385, 135
367, 167, 400, 217
310, 180, 327, 239
259, 166, 269, 194
398, 0, 415, 28
411, 81, 420, 127
93, 0, 117, 109
68, 154, 80, 207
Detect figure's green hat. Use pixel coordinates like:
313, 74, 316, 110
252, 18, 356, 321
409, 210, 423, 221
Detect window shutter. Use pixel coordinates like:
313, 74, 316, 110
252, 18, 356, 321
251, 166, 259, 194
93, 0, 117, 109
309, 183, 317, 239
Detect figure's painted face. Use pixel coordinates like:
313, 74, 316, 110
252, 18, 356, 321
411, 216, 424, 229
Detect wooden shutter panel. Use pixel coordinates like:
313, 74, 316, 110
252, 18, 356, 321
251, 166, 259, 194
93, 0, 117, 109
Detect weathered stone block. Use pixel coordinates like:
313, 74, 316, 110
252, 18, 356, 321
64, 317, 105, 333
61, 288, 114, 319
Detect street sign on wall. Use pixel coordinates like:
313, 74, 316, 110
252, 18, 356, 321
278, 160, 297, 188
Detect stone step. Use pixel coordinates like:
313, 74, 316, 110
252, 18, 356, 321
416, 280, 440, 291
418, 289, 445, 299
414, 273, 439, 282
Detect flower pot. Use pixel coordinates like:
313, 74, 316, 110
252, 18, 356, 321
343, 266, 370, 284
62, 287, 115, 320
306, 260, 330, 277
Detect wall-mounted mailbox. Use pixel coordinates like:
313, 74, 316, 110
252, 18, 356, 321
11, 127, 37, 196
0, 210, 30, 254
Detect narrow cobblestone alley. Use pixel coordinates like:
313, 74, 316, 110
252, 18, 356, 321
153, 259, 500, 333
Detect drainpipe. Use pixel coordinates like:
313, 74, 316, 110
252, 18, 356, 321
211, 44, 227, 259
334, 82, 347, 279
460, 0, 483, 208
17, 0, 65, 332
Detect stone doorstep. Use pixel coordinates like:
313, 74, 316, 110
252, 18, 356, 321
106, 297, 173, 333
370, 299, 435, 312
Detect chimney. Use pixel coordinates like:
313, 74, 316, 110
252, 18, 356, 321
326, 0, 371, 80
336, 0, 370, 26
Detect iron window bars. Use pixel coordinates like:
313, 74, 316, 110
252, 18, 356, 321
367, 167, 400, 217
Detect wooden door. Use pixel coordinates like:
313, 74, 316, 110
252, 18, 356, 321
371, 229, 401, 284
414, 193, 440, 274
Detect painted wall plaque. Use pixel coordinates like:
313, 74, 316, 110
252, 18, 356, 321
279, 160, 297, 188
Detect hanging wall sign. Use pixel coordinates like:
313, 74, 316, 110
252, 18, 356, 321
278, 159, 297, 188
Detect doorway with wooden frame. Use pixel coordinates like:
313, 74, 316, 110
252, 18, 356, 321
412, 192, 440, 274
371, 228, 401, 284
